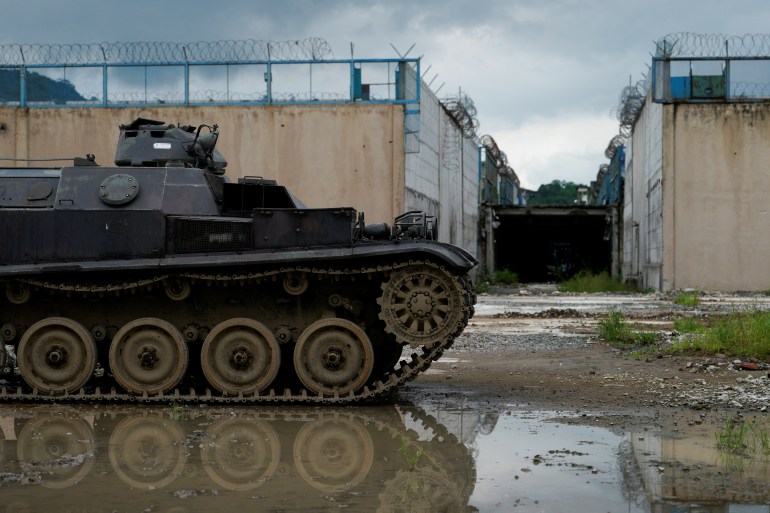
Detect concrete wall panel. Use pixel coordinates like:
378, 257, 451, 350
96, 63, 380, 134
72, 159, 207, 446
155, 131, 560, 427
0, 104, 404, 224
669, 102, 770, 291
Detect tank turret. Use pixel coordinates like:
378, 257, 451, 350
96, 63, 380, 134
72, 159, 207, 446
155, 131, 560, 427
114, 118, 227, 172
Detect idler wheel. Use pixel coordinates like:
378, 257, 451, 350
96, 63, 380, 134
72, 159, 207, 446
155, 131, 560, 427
18, 317, 96, 394
108, 415, 186, 490
293, 318, 373, 396
376, 263, 465, 348
109, 318, 188, 395
293, 414, 374, 493
201, 318, 280, 396
201, 417, 280, 490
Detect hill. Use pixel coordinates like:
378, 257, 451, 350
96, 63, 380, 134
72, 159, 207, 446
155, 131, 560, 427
0, 69, 85, 103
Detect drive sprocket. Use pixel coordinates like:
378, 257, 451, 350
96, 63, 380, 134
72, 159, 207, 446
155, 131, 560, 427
376, 262, 467, 348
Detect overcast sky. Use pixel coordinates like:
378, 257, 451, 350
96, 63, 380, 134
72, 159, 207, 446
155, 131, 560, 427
2, 0, 769, 189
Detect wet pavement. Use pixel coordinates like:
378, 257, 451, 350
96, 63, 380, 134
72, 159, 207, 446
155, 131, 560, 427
0, 402, 767, 512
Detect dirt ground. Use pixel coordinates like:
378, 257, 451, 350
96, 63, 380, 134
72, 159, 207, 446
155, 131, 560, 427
401, 285, 770, 430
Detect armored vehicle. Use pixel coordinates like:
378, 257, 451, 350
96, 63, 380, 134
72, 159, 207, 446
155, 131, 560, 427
0, 119, 476, 404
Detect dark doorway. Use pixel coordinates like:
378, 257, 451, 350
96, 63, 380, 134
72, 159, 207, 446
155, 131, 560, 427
493, 205, 612, 282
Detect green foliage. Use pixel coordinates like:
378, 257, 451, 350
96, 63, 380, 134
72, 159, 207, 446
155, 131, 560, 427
474, 272, 490, 294
170, 401, 187, 421
0, 69, 85, 103
669, 309, 770, 359
674, 291, 700, 306
559, 271, 634, 293
399, 436, 423, 471
494, 268, 519, 285
716, 416, 750, 455
598, 311, 657, 346
715, 416, 770, 458
527, 180, 588, 205
674, 317, 706, 333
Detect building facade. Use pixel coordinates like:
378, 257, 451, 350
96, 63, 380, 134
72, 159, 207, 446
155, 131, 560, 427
622, 34, 770, 291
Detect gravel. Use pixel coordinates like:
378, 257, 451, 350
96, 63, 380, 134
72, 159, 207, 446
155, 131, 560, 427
451, 332, 591, 353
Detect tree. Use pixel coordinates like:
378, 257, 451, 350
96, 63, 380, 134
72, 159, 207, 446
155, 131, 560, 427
528, 180, 585, 205
0, 70, 85, 103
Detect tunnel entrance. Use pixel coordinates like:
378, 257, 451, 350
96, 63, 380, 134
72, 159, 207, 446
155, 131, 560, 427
492, 205, 613, 282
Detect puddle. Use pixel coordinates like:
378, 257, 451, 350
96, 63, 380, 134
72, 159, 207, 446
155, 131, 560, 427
0, 404, 766, 511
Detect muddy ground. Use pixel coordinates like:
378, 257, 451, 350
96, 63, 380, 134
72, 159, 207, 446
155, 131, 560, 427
401, 285, 770, 431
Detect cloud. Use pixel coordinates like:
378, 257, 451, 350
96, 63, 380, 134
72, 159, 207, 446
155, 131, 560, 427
490, 111, 616, 190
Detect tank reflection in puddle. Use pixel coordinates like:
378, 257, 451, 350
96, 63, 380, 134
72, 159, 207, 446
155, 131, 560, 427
0, 404, 478, 512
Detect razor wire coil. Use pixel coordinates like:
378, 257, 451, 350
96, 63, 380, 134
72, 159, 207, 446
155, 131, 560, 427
0, 38, 333, 65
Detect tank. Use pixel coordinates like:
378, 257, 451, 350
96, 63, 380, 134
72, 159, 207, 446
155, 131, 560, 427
0, 118, 476, 404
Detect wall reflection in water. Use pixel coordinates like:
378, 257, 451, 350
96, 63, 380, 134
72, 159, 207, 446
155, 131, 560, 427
0, 405, 483, 512
626, 412, 770, 513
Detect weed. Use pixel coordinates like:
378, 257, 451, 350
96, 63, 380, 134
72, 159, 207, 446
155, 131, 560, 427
399, 436, 423, 471
716, 416, 749, 455
474, 279, 489, 294
598, 311, 658, 346
749, 423, 770, 456
170, 401, 186, 421
673, 317, 706, 333
674, 291, 700, 306
494, 268, 519, 285
669, 309, 770, 360
598, 311, 630, 342
559, 271, 635, 293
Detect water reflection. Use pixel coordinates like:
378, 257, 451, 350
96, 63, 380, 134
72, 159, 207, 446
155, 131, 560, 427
0, 405, 767, 511
0, 404, 480, 512
626, 413, 770, 512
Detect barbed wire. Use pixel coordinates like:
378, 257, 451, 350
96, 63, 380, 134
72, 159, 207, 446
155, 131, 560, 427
480, 135, 504, 168
0, 38, 333, 65
441, 93, 479, 138
612, 74, 649, 138
3, 89, 356, 106
655, 32, 770, 58
731, 82, 770, 99
604, 134, 627, 160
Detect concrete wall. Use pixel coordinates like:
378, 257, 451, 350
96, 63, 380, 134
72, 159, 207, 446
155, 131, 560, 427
623, 94, 665, 290
404, 79, 479, 255
625, 100, 770, 291
0, 104, 404, 225
665, 102, 770, 291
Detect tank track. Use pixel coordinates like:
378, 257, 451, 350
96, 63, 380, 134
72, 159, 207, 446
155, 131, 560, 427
0, 260, 475, 405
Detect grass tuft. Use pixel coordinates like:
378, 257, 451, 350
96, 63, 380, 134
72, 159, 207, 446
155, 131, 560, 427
598, 311, 658, 346
494, 268, 519, 285
674, 291, 700, 306
716, 416, 770, 458
560, 271, 635, 293
669, 309, 770, 360
399, 436, 423, 471
673, 317, 706, 334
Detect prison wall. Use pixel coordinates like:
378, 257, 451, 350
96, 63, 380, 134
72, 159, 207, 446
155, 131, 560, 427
665, 102, 770, 291
404, 80, 479, 255
0, 104, 405, 224
623, 95, 665, 290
